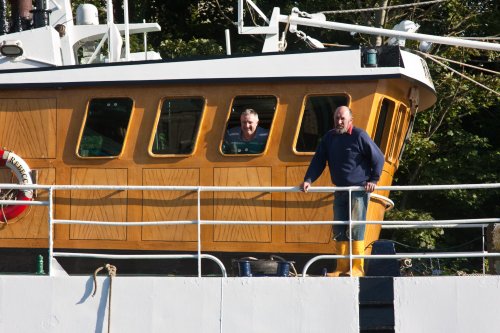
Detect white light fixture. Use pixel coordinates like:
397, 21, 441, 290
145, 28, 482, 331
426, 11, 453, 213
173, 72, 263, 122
0, 40, 24, 57
387, 20, 420, 47
419, 41, 433, 53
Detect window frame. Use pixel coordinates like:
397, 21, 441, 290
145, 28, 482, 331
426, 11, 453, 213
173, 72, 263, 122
388, 103, 410, 163
292, 93, 351, 156
76, 97, 135, 159
220, 94, 278, 156
372, 97, 397, 157
148, 96, 206, 157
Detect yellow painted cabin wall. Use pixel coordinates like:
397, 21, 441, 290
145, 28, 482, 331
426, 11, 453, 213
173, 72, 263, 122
0, 79, 413, 254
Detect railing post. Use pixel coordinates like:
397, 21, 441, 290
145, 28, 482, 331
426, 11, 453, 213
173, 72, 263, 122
482, 224, 486, 274
197, 187, 202, 277
48, 186, 54, 276
348, 188, 353, 275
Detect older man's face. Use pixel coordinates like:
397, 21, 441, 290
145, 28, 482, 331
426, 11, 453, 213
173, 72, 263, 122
240, 114, 259, 140
333, 107, 353, 134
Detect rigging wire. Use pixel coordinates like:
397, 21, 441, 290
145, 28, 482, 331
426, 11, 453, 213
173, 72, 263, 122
422, 53, 500, 76
371, 237, 484, 252
416, 50, 500, 97
455, 36, 500, 41
320, 0, 447, 14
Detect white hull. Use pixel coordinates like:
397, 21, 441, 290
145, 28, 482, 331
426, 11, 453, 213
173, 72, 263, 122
1, 274, 499, 332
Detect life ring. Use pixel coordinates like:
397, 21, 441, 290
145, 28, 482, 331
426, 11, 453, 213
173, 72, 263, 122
0, 150, 33, 221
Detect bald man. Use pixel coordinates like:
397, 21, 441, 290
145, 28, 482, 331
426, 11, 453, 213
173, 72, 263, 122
300, 106, 384, 277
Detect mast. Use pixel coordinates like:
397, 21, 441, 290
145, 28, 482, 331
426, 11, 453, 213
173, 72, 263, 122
237, 0, 500, 52
282, 14, 500, 52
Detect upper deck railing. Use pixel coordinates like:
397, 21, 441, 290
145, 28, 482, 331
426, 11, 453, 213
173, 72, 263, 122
1, 183, 499, 276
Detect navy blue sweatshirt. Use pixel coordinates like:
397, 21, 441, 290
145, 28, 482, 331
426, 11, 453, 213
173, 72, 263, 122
304, 127, 384, 186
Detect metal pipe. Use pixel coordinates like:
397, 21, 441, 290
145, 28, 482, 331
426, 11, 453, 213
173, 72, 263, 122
279, 15, 500, 52
106, 0, 113, 61
143, 19, 147, 60
197, 188, 202, 277
123, 0, 130, 61
19, 182, 495, 192
225, 29, 231, 55
33, 0, 48, 28
303, 251, 500, 276
0, 0, 7, 35
53, 252, 227, 277
48, 187, 54, 276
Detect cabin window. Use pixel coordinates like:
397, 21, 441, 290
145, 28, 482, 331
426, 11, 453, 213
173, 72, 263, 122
295, 95, 349, 153
389, 104, 411, 162
373, 98, 396, 154
78, 98, 133, 157
150, 97, 205, 155
221, 95, 277, 155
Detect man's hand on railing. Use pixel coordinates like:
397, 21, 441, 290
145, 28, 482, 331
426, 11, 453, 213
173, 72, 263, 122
300, 181, 311, 193
365, 181, 376, 193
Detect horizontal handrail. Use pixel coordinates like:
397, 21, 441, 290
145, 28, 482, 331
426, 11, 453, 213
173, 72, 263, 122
0, 182, 498, 276
2, 182, 497, 191
0, 199, 48, 206
383, 223, 490, 229
302, 251, 500, 276
50, 217, 500, 226
53, 252, 227, 277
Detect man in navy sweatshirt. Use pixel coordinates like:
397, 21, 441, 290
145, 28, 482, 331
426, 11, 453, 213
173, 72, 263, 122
300, 106, 384, 277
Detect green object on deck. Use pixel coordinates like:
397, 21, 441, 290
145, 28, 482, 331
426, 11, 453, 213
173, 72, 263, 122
36, 254, 45, 275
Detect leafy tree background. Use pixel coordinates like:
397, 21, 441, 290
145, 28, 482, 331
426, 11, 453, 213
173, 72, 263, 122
71, 0, 499, 273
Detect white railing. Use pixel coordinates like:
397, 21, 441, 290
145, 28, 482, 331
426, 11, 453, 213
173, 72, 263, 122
0, 183, 499, 277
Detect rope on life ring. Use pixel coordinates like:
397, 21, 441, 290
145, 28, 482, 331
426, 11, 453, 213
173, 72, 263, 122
0, 150, 34, 222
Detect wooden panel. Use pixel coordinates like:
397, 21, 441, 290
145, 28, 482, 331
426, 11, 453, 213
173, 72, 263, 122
0, 168, 55, 239
70, 168, 127, 240
213, 167, 271, 242
0, 99, 56, 158
285, 166, 333, 243
142, 168, 199, 241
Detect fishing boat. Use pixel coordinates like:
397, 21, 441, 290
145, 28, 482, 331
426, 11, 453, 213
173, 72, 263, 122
0, 0, 499, 332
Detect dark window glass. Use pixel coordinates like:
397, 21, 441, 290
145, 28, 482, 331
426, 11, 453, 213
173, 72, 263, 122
151, 97, 204, 155
398, 113, 415, 161
222, 95, 276, 155
78, 98, 133, 157
374, 98, 395, 153
295, 95, 349, 152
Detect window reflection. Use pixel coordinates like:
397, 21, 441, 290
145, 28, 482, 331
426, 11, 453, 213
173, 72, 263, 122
78, 98, 133, 157
151, 97, 204, 155
295, 95, 349, 152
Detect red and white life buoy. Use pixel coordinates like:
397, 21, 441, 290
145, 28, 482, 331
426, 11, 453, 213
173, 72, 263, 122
0, 150, 33, 221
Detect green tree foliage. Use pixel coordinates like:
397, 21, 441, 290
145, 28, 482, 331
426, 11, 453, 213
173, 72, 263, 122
382, 1, 499, 273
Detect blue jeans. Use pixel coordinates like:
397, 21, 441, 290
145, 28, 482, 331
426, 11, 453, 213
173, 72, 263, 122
333, 191, 368, 241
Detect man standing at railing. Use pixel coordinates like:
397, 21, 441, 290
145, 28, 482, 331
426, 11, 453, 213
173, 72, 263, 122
300, 106, 384, 277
